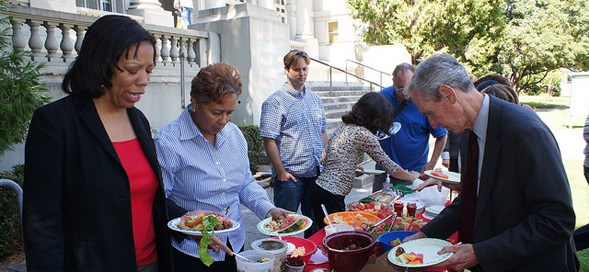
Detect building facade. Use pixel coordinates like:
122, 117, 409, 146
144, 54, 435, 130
0, 0, 410, 171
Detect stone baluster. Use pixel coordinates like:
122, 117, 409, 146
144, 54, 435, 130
74, 25, 85, 55
170, 36, 179, 64
178, 37, 187, 63
27, 20, 45, 61
155, 36, 163, 63
10, 18, 27, 52
160, 34, 171, 65
187, 38, 196, 64
59, 24, 75, 62
43, 22, 60, 62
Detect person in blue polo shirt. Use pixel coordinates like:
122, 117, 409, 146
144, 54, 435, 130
373, 63, 447, 191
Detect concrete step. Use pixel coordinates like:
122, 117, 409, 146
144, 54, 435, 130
314, 90, 372, 97
320, 96, 363, 104
323, 102, 352, 112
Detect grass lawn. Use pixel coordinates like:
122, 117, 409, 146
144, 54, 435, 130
520, 95, 589, 271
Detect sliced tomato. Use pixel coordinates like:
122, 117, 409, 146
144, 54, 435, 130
432, 172, 449, 179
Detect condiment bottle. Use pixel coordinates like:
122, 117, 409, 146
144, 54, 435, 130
407, 202, 417, 217
393, 201, 404, 217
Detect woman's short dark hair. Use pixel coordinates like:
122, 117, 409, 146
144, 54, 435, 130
62, 15, 156, 98
191, 63, 242, 106
341, 92, 393, 134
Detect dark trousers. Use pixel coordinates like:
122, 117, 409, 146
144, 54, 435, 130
448, 158, 459, 172
173, 243, 240, 272
273, 173, 320, 238
311, 185, 346, 230
573, 165, 589, 251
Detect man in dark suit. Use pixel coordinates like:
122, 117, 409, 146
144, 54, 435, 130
404, 54, 579, 271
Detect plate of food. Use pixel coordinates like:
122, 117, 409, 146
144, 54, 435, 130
168, 214, 240, 236
387, 238, 453, 268
258, 214, 312, 236
424, 168, 461, 184
355, 168, 386, 175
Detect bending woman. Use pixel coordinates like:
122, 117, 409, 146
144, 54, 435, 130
155, 63, 289, 272
311, 92, 419, 229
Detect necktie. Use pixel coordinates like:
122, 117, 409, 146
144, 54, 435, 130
458, 130, 479, 243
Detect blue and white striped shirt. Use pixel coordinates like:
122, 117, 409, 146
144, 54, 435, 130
260, 84, 327, 177
154, 106, 274, 261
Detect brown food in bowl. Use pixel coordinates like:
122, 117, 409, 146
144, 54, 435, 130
332, 237, 371, 251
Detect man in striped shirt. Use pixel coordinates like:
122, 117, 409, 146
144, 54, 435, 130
260, 50, 328, 238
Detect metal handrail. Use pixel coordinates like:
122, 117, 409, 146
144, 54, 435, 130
0, 179, 23, 223
345, 59, 390, 86
310, 57, 384, 92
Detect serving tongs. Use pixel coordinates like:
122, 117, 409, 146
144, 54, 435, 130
366, 212, 397, 233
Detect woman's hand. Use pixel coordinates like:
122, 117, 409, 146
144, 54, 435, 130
413, 178, 443, 192
265, 207, 294, 220
188, 235, 232, 255
355, 166, 365, 177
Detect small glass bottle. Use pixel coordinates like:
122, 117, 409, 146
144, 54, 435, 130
393, 201, 404, 217
382, 176, 393, 196
407, 202, 417, 217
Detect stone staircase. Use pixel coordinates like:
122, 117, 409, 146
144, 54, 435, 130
306, 81, 376, 134
307, 81, 380, 188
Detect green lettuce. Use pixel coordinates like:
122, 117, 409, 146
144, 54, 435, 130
198, 215, 221, 266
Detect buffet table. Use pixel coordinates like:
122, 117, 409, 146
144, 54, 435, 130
303, 207, 458, 272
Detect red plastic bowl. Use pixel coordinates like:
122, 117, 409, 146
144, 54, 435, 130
271, 236, 317, 263
322, 231, 376, 272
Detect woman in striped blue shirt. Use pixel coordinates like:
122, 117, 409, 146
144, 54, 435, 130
155, 63, 290, 272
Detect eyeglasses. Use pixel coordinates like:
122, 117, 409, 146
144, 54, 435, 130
395, 87, 404, 92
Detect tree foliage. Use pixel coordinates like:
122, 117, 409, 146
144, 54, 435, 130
496, 0, 589, 92
347, 0, 589, 94
0, 16, 49, 156
347, 0, 506, 75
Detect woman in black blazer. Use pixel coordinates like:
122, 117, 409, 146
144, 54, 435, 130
23, 15, 172, 272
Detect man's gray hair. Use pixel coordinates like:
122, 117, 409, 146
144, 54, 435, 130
405, 54, 473, 101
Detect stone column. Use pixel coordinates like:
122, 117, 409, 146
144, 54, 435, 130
127, 0, 174, 27
294, 0, 313, 41
286, 0, 296, 39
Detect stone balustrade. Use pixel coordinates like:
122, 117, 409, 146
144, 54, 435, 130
1, 4, 212, 67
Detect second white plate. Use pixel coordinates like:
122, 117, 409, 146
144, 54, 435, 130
355, 169, 386, 175
387, 238, 453, 268
167, 217, 240, 236
257, 215, 313, 236
424, 170, 461, 184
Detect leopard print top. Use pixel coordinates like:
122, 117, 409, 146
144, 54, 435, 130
316, 124, 400, 196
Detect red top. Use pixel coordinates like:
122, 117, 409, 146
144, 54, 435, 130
113, 138, 159, 266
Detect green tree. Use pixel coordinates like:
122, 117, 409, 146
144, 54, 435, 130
347, 0, 589, 94
496, 0, 589, 93
346, 0, 507, 75
0, 8, 49, 156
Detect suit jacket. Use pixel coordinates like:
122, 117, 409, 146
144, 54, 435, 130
23, 95, 173, 272
421, 96, 578, 272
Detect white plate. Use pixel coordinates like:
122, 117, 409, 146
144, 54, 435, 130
387, 238, 453, 268
257, 215, 313, 236
355, 169, 386, 175
167, 217, 240, 236
425, 205, 445, 216
424, 170, 461, 184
